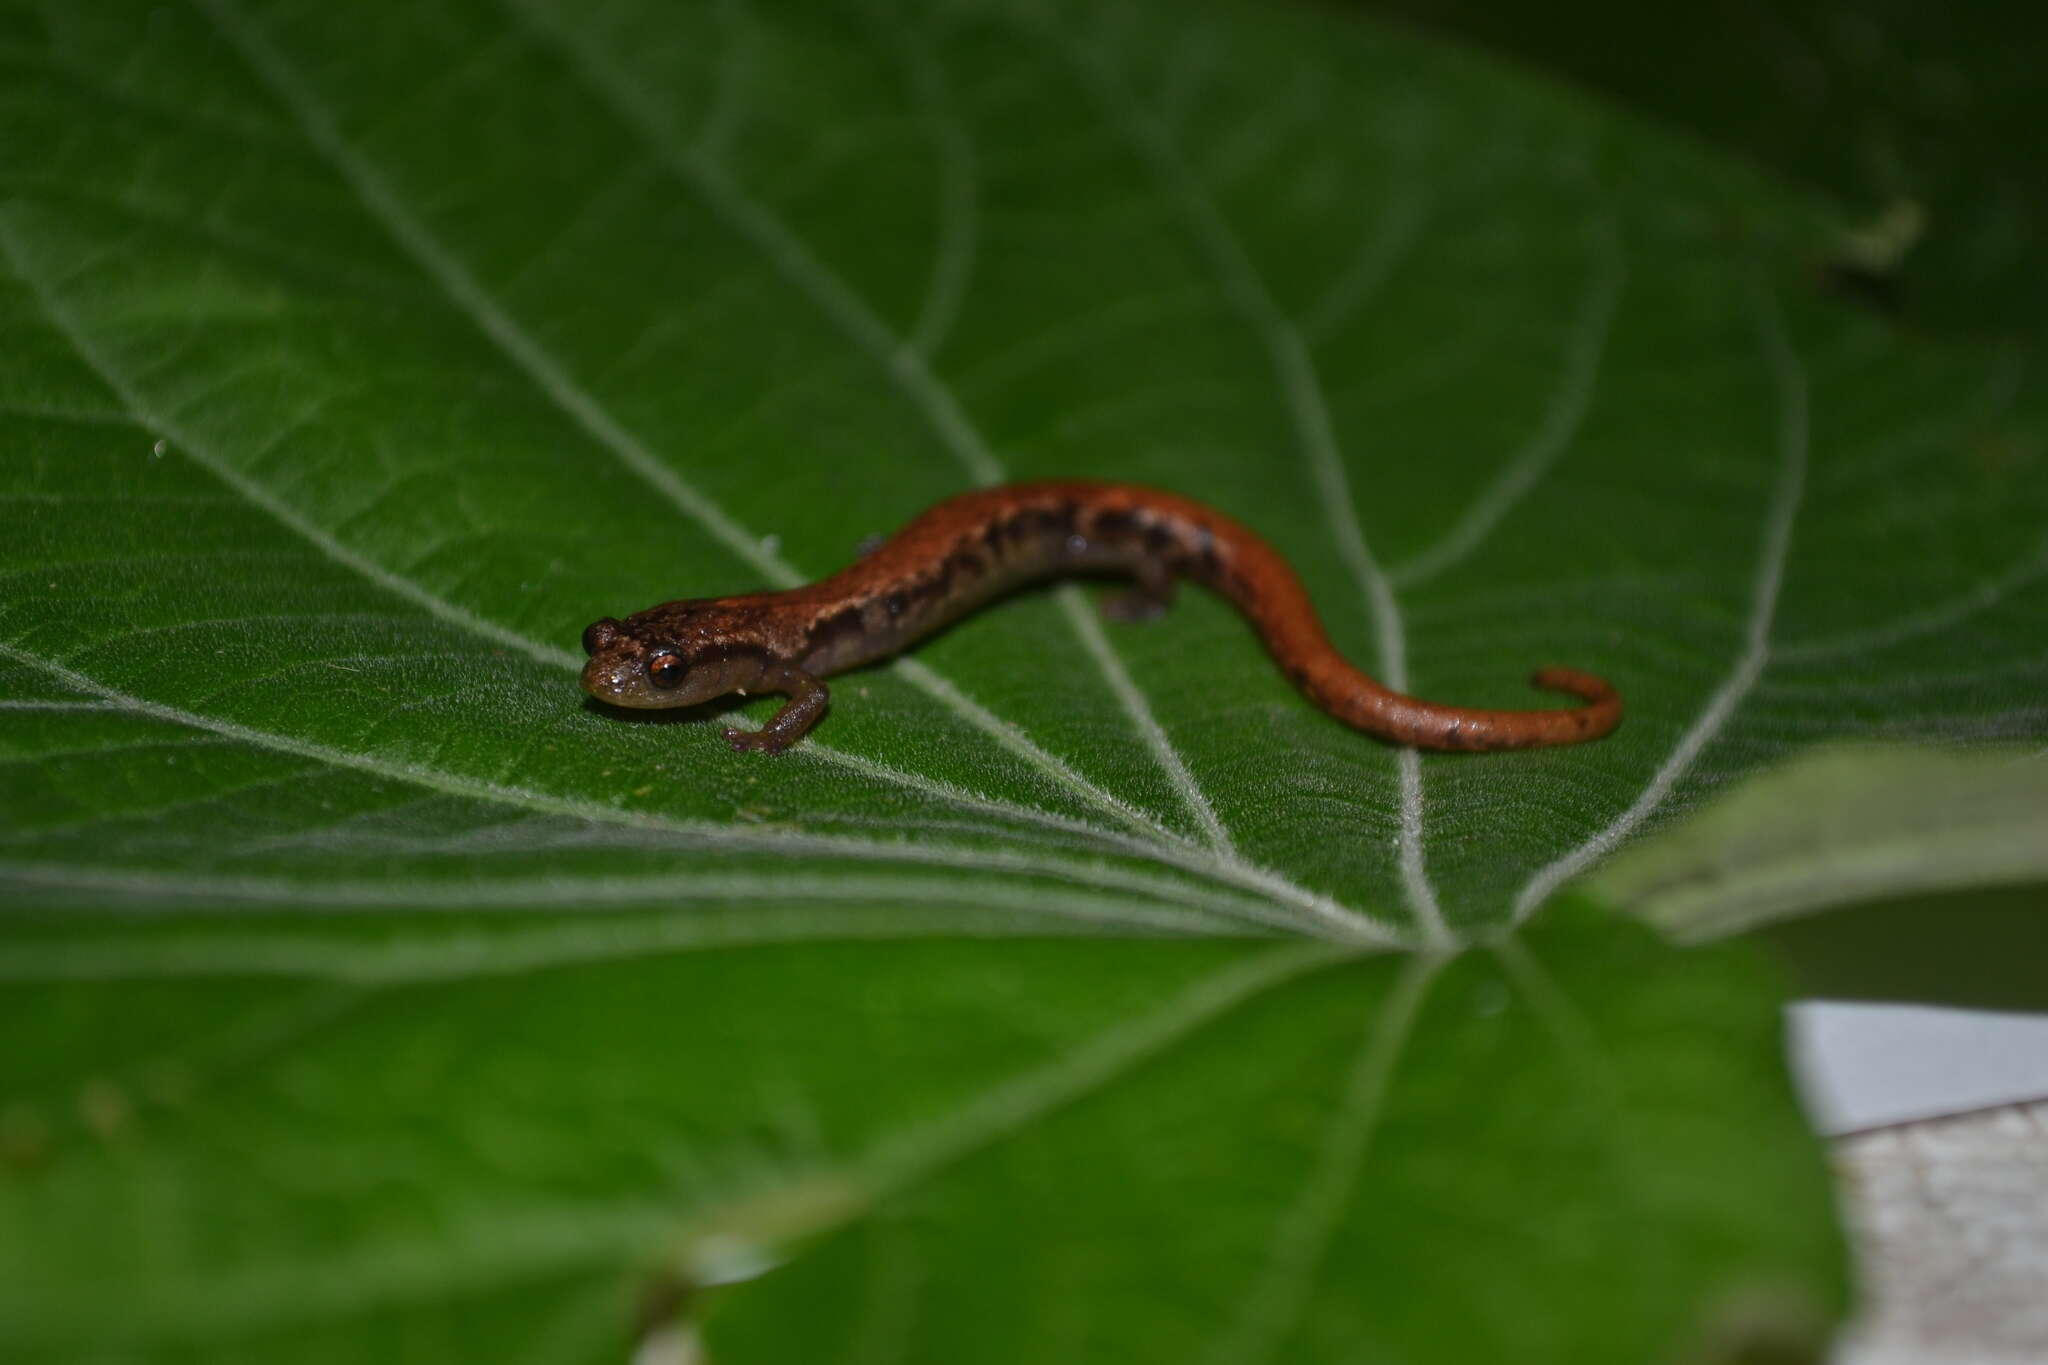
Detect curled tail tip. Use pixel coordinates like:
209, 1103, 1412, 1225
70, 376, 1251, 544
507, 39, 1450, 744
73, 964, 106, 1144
1529, 665, 1624, 736
1529, 665, 1615, 700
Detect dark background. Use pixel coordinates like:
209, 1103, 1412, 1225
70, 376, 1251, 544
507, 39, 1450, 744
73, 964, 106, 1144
1358, 0, 2045, 338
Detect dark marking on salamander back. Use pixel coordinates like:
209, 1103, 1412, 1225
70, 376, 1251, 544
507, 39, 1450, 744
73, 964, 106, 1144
1091, 508, 1140, 542
942, 546, 982, 584
806, 604, 865, 661
1048, 500, 1079, 542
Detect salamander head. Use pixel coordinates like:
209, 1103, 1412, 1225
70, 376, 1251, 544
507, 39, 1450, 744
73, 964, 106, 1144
579, 608, 766, 709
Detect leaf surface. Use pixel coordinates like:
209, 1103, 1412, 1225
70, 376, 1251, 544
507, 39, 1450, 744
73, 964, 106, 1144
3, 0, 2043, 1359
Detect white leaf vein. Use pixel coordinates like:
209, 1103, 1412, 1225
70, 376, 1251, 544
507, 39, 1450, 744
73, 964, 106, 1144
890, 13, 979, 361
0, 206, 576, 671
1774, 529, 2048, 664
1391, 214, 1627, 588
0, 644, 1397, 943
1511, 282, 1810, 923
1054, 23, 1451, 946
1204, 952, 1441, 1365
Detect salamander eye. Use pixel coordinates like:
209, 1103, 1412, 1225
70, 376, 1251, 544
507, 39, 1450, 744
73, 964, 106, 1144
646, 649, 687, 689
582, 618, 621, 656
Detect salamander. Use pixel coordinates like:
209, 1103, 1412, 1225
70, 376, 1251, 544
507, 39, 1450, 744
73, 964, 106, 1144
580, 480, 1622, 754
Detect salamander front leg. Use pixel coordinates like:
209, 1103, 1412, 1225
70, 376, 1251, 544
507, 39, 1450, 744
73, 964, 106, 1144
722, 666, 830, 755
1099, 561, 1177, 624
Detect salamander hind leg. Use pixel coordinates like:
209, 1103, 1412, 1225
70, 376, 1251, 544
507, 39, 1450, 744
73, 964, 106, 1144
722, 668, 830, 755
1099, 562, 1176, 624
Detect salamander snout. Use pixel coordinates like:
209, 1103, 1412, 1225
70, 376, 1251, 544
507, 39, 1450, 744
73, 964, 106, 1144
580, 651, 654, 707
579, 617, 664, 708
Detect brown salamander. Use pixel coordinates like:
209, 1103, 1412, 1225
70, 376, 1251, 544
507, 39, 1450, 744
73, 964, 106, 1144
580, 480, 1622, 754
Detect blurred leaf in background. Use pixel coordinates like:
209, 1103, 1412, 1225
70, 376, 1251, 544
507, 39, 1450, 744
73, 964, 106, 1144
1364, 0, 2048, 336
1593, 745, 2048, 1013
2, 0, 2042, 1360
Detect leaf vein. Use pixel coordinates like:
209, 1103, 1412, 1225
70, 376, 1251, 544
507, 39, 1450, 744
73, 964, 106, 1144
0, 643, 1385, 941
1054, 24, 1450, 945
1204, 953, 1442, 1365
0, 203, 579, 671
1390, 213, 1627, 588
1512, 282, 1810, 923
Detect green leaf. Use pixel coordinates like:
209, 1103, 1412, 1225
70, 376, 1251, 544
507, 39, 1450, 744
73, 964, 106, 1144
1590, 745, 2048, 1011
1591, 745, 2048, 943
3, 0, 2041, 1358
